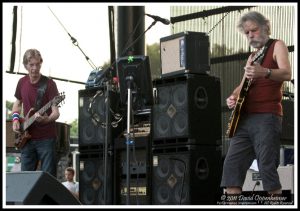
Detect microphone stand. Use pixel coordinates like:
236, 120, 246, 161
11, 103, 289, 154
119, 20, 160, 205
125, 76, 134, 205
103, 68, 113, 204
120, 20, 158, 57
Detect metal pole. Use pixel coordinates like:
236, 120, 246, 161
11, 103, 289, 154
126, 87, 132, 205
104, 81, 111, 204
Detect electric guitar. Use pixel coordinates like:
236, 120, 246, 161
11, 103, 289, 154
14, 92, 65, 149
226, 47, 267, 138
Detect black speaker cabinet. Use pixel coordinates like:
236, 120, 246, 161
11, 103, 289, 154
152, 145, 222, 205
160, 31, 210, 77
114, 136, 151, 205
152, 74, 221, 145
79, 151, 113, 205
281, 99, 294, 145
78, 87, 123, 152
6, 171, 81, 205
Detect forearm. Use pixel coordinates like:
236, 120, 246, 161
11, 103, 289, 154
47, 106, 60, 123
46, 112, 60, 123
263, 67, 292, 82
12, 100, 22, 113
39, 106, 60, 124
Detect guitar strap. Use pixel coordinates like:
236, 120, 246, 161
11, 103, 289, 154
35, 75, 49, 110
258, 38, 274, 64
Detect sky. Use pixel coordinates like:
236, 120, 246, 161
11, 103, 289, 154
2, 3, 172, 124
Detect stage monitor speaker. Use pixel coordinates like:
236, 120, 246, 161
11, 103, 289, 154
79, 151, 113, 205
152, 74, 221, 144
160, 31, 210, 77
114, 136, 151, 205
78, 87, 123, 152
6, 171, 81, 205
281, 99, 294, 145
152, 144, 222, 205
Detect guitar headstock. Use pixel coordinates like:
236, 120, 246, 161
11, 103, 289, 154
53, 92, 65, 107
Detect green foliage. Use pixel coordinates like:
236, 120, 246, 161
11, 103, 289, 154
69, 118, 78, 138
6, 101, 14, 111
6, 100, 14, 120
97, 43, 161, 80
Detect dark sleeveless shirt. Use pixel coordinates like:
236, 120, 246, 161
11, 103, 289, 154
244, 39, 283, 116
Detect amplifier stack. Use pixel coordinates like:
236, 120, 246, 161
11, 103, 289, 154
151, 32, 223, 205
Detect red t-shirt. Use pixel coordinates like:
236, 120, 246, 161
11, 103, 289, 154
244, 40, 283, 116
14, 75, 59, 140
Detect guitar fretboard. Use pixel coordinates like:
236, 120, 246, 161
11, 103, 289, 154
22, 93, 65, 131
23, 99, 55, 130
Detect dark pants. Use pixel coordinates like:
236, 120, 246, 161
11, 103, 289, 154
21, 138, 56, 177
221, 113, 282, 192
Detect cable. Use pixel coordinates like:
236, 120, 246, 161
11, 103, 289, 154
48, 6, 97, 70
88, 89, 123, 128
207, 12, 230, 35
252, 181, 260, 194
120, 16, 144, 57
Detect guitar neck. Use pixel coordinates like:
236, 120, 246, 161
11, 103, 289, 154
240, 78, 252, 98
24, 99, 54, 130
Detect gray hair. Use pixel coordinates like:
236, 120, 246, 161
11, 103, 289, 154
237, 11, 271, 35
23, 49, 43, 66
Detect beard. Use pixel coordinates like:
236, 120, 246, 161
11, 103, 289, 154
249, 34, 269, 48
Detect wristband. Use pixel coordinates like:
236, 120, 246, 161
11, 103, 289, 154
12, 112, 20, 121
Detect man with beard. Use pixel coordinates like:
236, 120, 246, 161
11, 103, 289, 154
220, 11, 292, 201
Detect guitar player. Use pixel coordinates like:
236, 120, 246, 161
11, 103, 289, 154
12, 49, 60, 177
220, 11, 292, 201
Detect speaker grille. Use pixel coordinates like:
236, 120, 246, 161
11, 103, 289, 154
79, 152, 113, 205
152, 145, 222, 205
78, 88, 123, 152
152, 74, 221, 145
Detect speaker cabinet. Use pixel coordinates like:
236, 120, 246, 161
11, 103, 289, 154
78, 88, 123, 152
6, 171, 81, 205
152, 145, 222, 205
152, 74, 221, 144
114, 136, 151, 205
160, 31, 210, 77
79, 151, 113, 205
281, 99, 294, 145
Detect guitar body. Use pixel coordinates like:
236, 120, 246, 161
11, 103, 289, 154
226, 96, 246, 138
13, 93, 65, 149
15, 130, 31, 149
14, 108, 35, 149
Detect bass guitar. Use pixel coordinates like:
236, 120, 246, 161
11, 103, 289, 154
226, 46, 268, 138
14, 92, 65, 149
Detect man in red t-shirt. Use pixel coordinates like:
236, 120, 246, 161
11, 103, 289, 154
12, 48, 60, 177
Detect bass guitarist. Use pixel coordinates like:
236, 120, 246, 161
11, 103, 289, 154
220, 11, 292, 200
12, 49, 60, 177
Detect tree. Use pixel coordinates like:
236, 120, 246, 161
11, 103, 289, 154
98, 43, 161, 80
69, 118, 78, 138
6, 100, 14, 120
